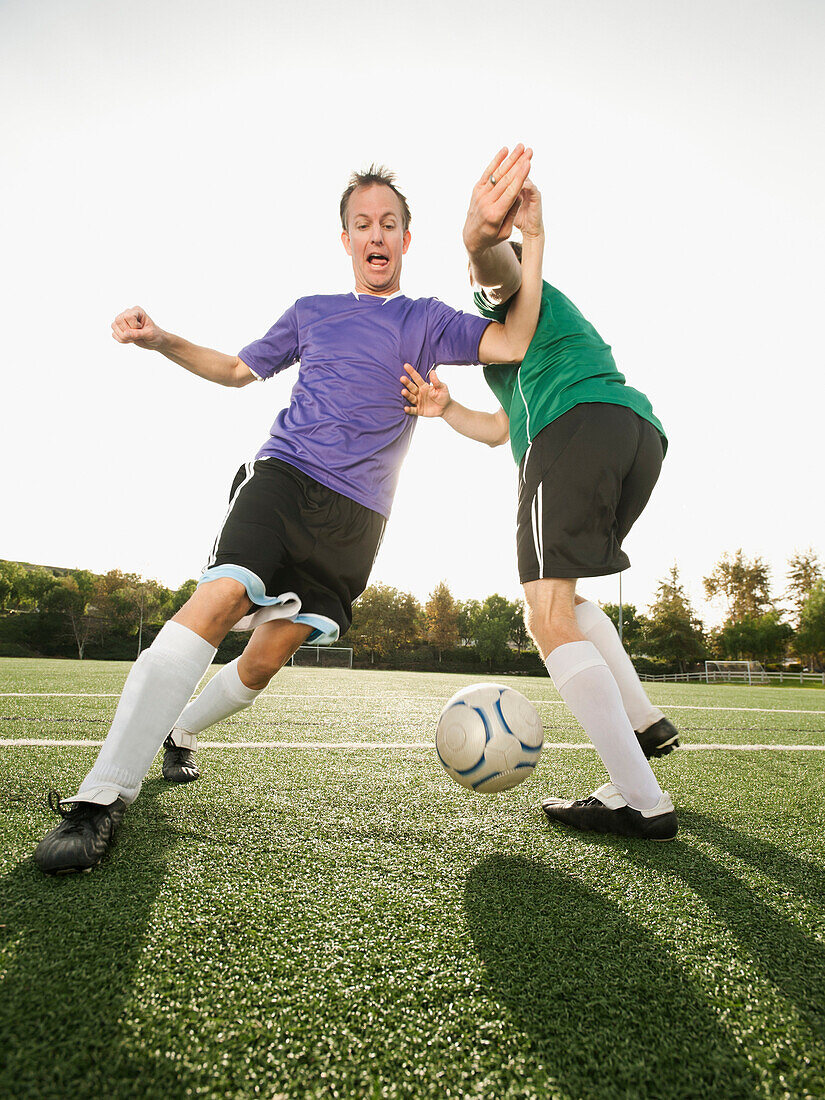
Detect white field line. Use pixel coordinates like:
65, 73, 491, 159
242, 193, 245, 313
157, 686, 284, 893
1, 692, 824, 717
1, 739, 823, 751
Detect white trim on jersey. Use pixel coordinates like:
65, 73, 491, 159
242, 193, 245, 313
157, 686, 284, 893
521, 441, 533, 484
531, 482, 544, 575
516, 364, 532, 446
206, 460, 256, 568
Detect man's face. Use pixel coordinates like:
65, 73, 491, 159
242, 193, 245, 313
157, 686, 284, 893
341, 184, 411, 296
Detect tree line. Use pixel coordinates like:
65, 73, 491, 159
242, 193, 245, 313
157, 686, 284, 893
605, 549, 824, 673
0, 548, 823, 672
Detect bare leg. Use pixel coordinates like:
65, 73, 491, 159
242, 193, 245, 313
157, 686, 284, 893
238, 620, 314, 689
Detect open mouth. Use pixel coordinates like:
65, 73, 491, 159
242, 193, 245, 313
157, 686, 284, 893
367, 252, 389, 268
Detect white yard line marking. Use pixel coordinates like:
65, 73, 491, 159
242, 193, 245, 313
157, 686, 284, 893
1, 739, 823, 751
653, 704, 825, 716
2, 693, 824, 717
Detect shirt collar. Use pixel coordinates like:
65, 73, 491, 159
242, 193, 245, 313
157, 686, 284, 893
351, 289, 403, 303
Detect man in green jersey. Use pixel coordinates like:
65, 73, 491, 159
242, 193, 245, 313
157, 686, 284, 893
402, 163, 680, 841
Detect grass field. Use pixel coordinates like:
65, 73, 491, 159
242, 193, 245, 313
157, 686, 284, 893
1, 658, 824, 1100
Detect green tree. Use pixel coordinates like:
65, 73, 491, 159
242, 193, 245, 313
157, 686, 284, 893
349, 584, 422, 662
715, 610, 793, 663
426, 581, 459, 661
509, 599, 531, 655
474, 594, 517, 671
45, 570, 99, 658
786, 549, 822, 625
704, 549, 773, 623
644, 565, 706, 672
601, 602, 646, 656
17, 566, 58, 611
169, 579, 198, 616
795, 580, 825, 670
0, 561, 25, 610
395, 591, 424, 648
457, 599, 481, 646
102, 572, 170, 654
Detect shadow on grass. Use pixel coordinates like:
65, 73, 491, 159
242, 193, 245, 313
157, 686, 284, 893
630, 810, 825, 1045
0, 779, 194, 1099
464, 855, 761, 1100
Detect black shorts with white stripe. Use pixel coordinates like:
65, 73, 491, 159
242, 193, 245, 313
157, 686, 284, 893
205, 458, 385, 638
516, 403, 663, 581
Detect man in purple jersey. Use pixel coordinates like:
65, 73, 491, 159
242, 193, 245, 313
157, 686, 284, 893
34, 150, 545, 874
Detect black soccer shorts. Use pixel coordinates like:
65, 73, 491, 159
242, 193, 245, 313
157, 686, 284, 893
516, 403, 664, 581
203, 457, 385, 639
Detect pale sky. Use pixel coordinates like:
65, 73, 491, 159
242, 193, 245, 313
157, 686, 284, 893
2, 0, 823, 628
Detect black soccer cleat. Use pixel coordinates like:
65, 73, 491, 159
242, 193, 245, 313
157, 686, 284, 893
162, 733, 200, 784
34, 791, 127, 874
542, 783, 678, 841
636, 717, 680, 759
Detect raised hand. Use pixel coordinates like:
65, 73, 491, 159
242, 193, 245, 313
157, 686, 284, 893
463, 144, 533, 256
111, 306, 166, 350
401, 364, 451, 418
514, 178, 544, 240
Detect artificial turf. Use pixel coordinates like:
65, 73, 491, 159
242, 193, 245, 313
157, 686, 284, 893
0, 659, 823, 1099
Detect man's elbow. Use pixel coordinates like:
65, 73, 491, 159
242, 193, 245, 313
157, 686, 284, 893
231, 359, 256, 387
487, 417, 510, 448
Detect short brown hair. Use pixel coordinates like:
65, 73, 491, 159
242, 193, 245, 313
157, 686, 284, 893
509, 240, 523, 262
340, 164, 411, 232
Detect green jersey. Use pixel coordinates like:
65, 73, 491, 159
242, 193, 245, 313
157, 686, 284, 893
476, 281, 666, 465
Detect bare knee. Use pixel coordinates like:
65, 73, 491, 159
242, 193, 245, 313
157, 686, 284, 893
523, 578, 583, 660
172, 578, 252, 647
238, 621, 313, 690
237, 654, 278, 691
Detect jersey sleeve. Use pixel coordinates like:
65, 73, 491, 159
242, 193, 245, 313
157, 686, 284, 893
238, 302, 300, 380
424, 299, 491, 368
472, 288, 510, 323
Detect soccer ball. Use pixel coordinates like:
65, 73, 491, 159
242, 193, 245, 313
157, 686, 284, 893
436, 683, 544, 793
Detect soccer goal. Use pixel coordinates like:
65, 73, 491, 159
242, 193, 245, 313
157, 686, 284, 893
290, 645, 353, 669
704, 660, 768, 685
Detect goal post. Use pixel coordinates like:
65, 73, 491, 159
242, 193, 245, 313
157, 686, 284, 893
704, 660, 768, 685
290, 645, 353, 669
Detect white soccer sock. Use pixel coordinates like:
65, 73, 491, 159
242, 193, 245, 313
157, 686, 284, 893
575, 600, 664, 732
171, 657, 263, 747
545, 641, 663, 811
70, 621, 216, 806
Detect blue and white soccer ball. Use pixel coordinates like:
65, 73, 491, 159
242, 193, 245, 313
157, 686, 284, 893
436, 683, 544, 793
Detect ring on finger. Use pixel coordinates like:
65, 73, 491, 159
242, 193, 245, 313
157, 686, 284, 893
489, 174, 497, 185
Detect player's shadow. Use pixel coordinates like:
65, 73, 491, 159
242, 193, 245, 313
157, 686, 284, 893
679, 808, 825, 904
0, 779, 195, 1098
628, 810, 825, 1038
464, 855, 761, 1100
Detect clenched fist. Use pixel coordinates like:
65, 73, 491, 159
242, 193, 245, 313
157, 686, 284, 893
111, 307, 166, 350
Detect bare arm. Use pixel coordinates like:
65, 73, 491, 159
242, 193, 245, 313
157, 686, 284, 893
463, 146, 531, 304
111, 306, 256, 388
476, 182, 545, 364
401, 365, 510, 448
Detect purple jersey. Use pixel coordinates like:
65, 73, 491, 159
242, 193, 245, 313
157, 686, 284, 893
238, 292, 490, 518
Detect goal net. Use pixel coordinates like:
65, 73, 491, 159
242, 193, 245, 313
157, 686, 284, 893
704, 660, 768, 684
290, 645, 353, 669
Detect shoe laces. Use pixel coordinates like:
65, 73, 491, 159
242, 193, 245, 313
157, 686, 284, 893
46, 790, 101, 831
